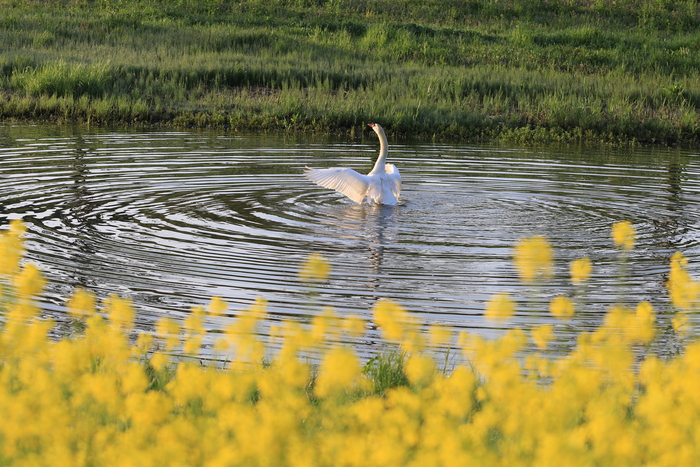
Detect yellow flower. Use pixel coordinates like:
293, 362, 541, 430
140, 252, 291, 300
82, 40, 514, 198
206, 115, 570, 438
373, 299, 410, 341
612, 221, 635, 250
531, 324, 554, 350
66, 288, 96, 319
314, 347, 362, 398
208, 296, 228, 316
513, 235, 553, 283
135, 333, 154, 356
428, 324, 452, 347
184, 305, 206, 335
149, 352, 170, 371
570, 257, 592, 285
342, 314, 366, 338
13, 262, 46, 297
485, 293, 515, 322
672, 313, 689, 339
104, 294, 136, 332
183, 306, 206, 355
299, 253, 330, 282
9, 218, 26, 237
549, 295, 574, 320
312, 307, 343, 344
667, 251, 699, 310
0, 221, 25, 276
155, 318, 181, 351
405, 354, 435, 386
633, 301, 656, 343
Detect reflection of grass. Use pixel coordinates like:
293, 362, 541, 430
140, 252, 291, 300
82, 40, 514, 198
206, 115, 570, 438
1, 0, 699, 144
2, 219, 700, 464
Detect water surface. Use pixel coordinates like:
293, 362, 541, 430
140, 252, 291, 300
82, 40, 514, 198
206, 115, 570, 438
1, 125, 699, 356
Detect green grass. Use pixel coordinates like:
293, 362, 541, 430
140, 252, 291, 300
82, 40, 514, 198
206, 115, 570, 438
0, 0, 699, 145
363, 351, 410, 396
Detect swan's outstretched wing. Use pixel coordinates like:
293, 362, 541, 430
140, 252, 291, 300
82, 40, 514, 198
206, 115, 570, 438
304, 167, 370, 204
384, 164, 402, 198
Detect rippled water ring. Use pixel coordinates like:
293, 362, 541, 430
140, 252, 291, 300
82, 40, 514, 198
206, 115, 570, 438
2, 126, 700, 356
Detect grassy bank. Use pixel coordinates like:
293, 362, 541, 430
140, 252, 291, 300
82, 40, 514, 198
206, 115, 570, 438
1, 221, 700, 465
1, 0, 699, 145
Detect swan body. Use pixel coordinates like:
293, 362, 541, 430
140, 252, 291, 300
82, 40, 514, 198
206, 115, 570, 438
305, 123, 402, 205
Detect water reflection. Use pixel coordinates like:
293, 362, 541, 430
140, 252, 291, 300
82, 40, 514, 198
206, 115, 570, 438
319, 203, 401, 300
651, 159, 692, 254
65, 137, 100, 291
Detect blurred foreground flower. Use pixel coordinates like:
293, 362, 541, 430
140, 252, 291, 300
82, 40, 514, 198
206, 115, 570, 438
299, 252, 330, 282
570, 257, 592, 285
13, 263, 46, 297
0, 219, 26, 275
549, 295, 574, 320
4, 220, 700, 466
208, 296, 228, 316
485, 293, 515, 322
531, 324, 554, 350
67, 288, 96, 319
612, 220, 635, 250
514, 235, 553, 283
667, 251, 700, 311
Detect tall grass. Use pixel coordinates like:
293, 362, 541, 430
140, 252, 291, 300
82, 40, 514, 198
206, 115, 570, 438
0, 0, 699, 144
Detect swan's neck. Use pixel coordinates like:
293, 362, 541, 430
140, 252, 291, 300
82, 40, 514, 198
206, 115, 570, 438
370, 128, 389, 174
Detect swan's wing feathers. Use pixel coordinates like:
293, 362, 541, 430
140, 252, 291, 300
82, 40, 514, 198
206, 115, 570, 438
384, 164, 402, 198
304, 167, 370, 204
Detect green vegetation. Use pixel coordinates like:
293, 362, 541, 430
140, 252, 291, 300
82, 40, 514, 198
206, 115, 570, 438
1, 0, 699, 145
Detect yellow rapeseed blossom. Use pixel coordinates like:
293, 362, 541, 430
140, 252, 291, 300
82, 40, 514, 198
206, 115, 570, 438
299, 252, 330, 282
5, 221, 700, 466
184, 305, 206, 335
182, 306, 206, 355
531, 324, 554, 350
134, 332, 154, 359
373, 299, 410, 341
570, 257, 592, 285
428, 324, 452, 347
208, 296, 228, 316
66, 288, 96, 319
513, 235, 553, 283
633, 301, 656, 343
612, 221, 635, 250
0, 220, 25, 276
13, 263, 46, 297
103, 294, 136, 332
223, 298, 267, 364
672, 313, 690, 339
314, 347, 362, 398
484, 293, 515, 322
9, 218, 26, 237
667, 251, 700, 310
549, 295, 574, 320
149, 351, 170, 371
405, 354, 435, 386
342, 314, 366, 338
604, 303, 656, 344
155, 317, 181, 351
311, 307, 341, 345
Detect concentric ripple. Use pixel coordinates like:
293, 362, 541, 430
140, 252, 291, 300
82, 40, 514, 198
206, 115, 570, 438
1, 125, 700, 355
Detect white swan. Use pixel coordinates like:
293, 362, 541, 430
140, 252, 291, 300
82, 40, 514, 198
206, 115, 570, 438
304, 123, 402, 205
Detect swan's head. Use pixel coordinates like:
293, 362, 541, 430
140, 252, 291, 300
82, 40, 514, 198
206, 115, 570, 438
368, 123, 384, 134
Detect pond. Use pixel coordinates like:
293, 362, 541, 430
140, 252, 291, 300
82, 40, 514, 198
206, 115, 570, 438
1, 125, 699, 358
